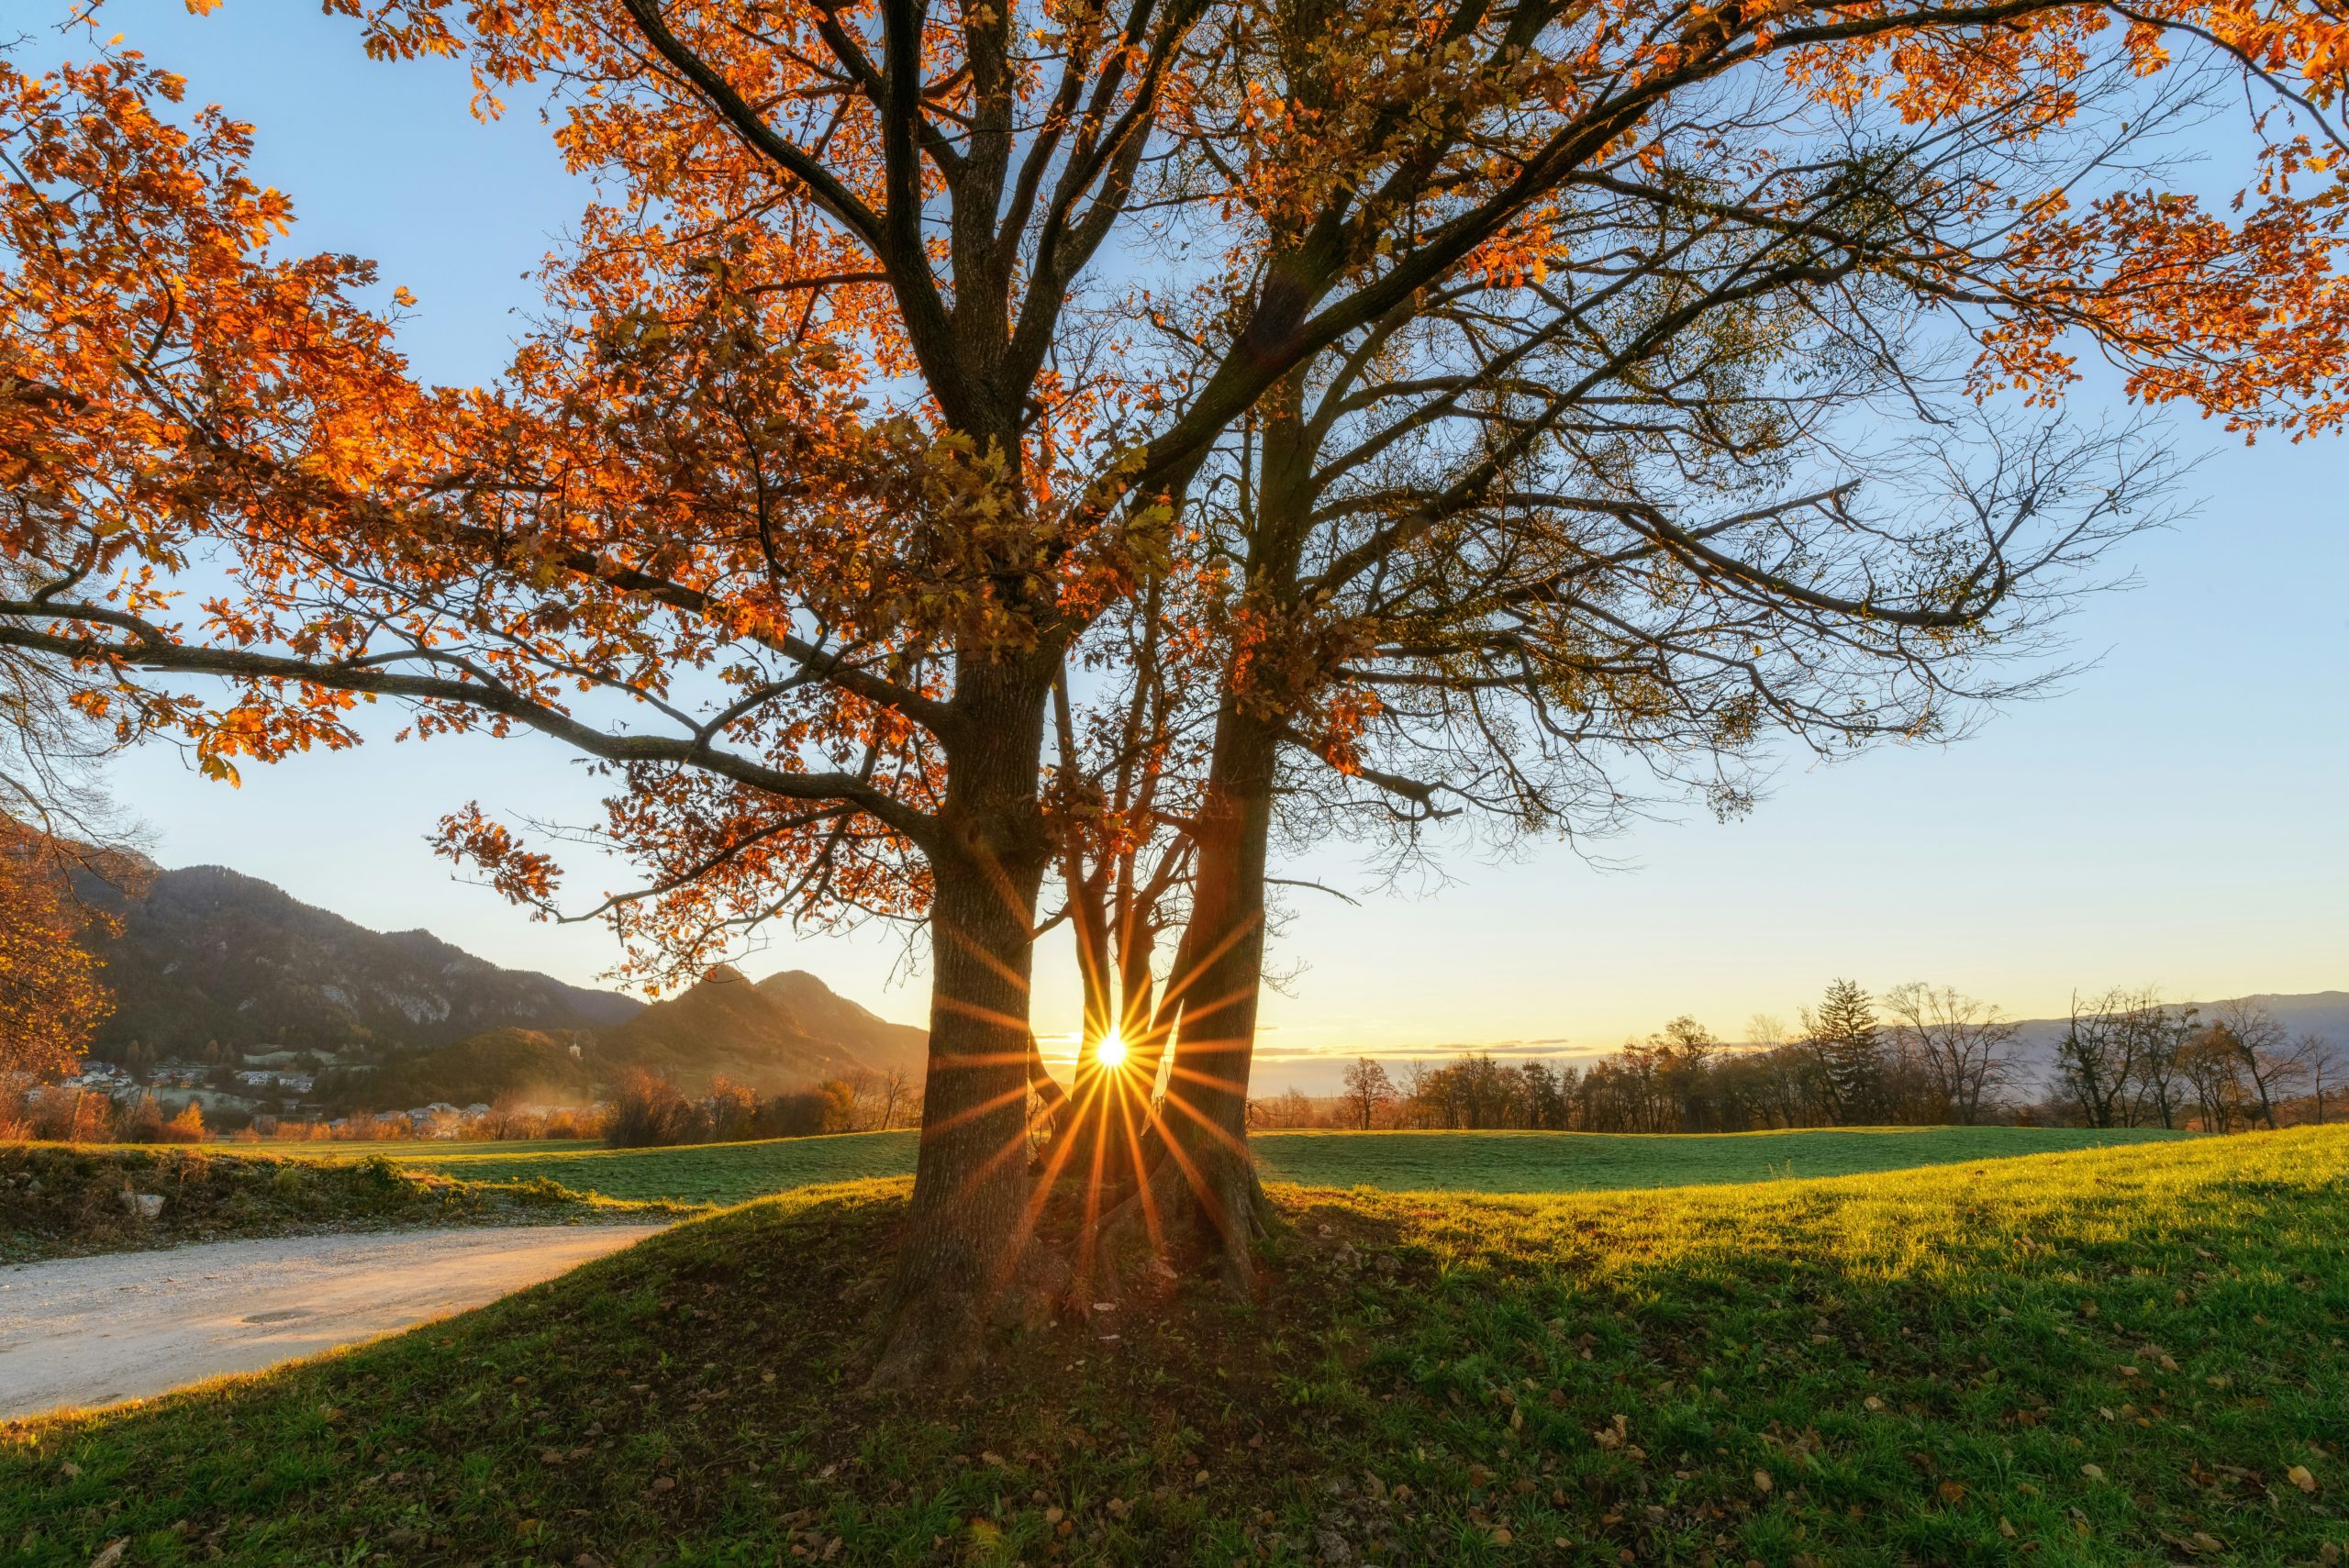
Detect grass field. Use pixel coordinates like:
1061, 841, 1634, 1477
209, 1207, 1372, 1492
1251, 1125, 2193, 1193
3, 1127, 2341, 1566
202, 1124, 2196, 1208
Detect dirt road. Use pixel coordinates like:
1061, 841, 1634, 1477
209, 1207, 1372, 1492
0, 1223, 666, 1420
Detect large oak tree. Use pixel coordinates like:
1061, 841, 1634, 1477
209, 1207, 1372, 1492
7, 0, 2349, 1367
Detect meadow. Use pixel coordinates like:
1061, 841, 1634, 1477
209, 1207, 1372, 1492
4, 1127, 2342, 1565
206, 1123, 2194, 1208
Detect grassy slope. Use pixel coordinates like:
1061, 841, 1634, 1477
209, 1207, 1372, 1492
214, 1125, 2191, 1209
5, 1129, 2343, 1566
0, 1145, 680, 1263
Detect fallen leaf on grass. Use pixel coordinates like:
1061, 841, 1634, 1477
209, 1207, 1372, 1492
1753, 1470, 1774, 1494
2081, 1465, 2107, 1483
87, 1544, 126, 1568
2288, 1465, 2317, 1494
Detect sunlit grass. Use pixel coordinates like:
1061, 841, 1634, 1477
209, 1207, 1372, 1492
4, 1129, 2342, 1565
188, 1123, 2196, 1208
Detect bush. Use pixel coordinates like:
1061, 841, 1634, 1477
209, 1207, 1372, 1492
605, 1070, 702, 1148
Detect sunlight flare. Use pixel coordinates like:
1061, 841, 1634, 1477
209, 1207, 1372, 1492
1097, 1032, 1130, 1071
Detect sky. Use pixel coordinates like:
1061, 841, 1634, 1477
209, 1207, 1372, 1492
55, 3, 2349, 1087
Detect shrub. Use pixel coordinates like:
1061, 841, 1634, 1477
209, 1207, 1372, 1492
605, 1070, 701, 1148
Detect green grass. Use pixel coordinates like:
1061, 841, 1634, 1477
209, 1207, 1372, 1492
1249, 1125, 2195, 1194
4, 1129, 2343, 1565
0, 1144, 680, 1263
363, 1131, 918, 1207
196, 1125, 2195, 1208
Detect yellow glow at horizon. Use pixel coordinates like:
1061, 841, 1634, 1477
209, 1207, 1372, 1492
1096, 1033, 1130, 1070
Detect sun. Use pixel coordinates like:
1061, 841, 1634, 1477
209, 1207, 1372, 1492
1096, 1032, 1130, 1070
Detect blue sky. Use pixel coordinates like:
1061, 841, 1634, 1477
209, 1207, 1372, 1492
71, 2, 2349, 1083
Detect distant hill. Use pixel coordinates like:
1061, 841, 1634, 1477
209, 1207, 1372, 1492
757, 970, 929, 1080
598, 965, 885, 1094
85, 864, 641, 1062
75, 863, 932, 1110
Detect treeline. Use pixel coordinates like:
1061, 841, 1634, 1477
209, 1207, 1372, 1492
1268, 981, 2340, 1134
2049, 986, 2332, 1132
602, 1067, 917, 1149
2, 1085, 208, 1143
0, 1083, 607, 1144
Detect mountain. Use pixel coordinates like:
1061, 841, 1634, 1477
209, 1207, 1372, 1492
339, 969, 930, 1108
757, 970, 929, 1080
78, 862, 933, 1106
86, 864, 641, 1062
597, 965, 883, 1093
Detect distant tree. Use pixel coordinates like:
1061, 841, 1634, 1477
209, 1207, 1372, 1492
1249, 1088, 1319, 1130
2175, 1022, 2254, 1131
2307, 1037, 2343, 1126
1517, 1062, 1571, 1132
1802, 982, 1884, 1125
1652, 1018, 1720, 1132
1339, 1058, 1395, 1132
2128, 1003, 2199, 1130
1398, 1062, 1434, 1130
2055, 986, 2168, 1129
818, 1079, 860, 1135
707, 1075, 759, 1142
606, 1069, 698, 1149
162, 1099, 206, 1143
1882, 984, 2018, 1126
873, 1068, 913, 1133
2209, 1000, 2313, 1130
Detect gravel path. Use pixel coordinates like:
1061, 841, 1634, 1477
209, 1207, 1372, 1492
0, 1224, 666, 1420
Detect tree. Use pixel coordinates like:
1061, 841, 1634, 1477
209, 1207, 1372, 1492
1339, 1057, 1394, 1130
2206, 999, 2310, 1130
1802, 981, 1884, 1124
2307, 1037, 2342, 1126
2130, 1003, 2198, 1131
1882, 984, 2017, 1126
0, 817, 113, 1081
14, 0, 2349, 1362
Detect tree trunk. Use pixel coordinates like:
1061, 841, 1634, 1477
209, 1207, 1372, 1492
1152, 702, 1281, 1286
873, 656, 1055, 1384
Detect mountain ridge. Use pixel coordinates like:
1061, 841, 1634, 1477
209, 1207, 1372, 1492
78, 862, 928, 1106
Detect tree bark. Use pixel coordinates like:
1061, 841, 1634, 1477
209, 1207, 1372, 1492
873, 653, 1055, 1383
1152, 699, 1282, 1286
1144, 375, 1311, 1287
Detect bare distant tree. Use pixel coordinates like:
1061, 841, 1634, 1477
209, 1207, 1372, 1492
2055, 986, 2173, 1128
874, 1068, 912, 1132
1339, 1058, 1396, 1131
1882, 984, 2017, 1125
1398, 1061, 1433, 1129
2306, 1037, 2342, 1126
2130, 1004, 2198, 1130
2207, 1000, 2311, 1129
1745, 1016, 1789, 1051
